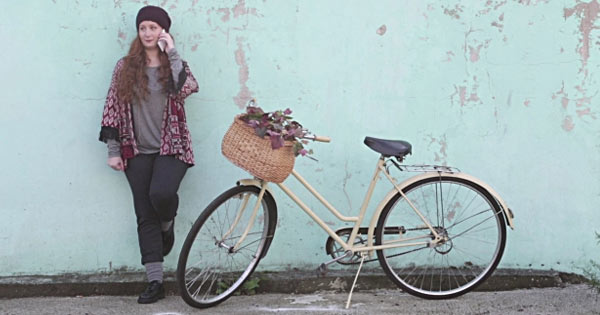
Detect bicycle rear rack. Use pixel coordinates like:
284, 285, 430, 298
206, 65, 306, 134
387, 159, 460, 174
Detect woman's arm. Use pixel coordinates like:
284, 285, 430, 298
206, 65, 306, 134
167, 48, 184, 90
107, 138, 124, 171
172, 61, 199, 101
100, 60, 125, 171
99, 59, 124, 142
160, 31, 198, 100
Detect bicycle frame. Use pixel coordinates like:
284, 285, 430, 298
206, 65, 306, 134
231, 152, 515, 255
275, 156, 453, 253
232, 156, 456, 255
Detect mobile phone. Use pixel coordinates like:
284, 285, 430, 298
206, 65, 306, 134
158, 29, 166, 52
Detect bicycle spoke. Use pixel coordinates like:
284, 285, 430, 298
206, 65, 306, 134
451, 244, 489, 265
450, 193, 479, 226
376, 176, 506, 298
445, 208, 492, 231
455, 234, 497, 245
450, 214, 497, 241
178, 186, 275, 308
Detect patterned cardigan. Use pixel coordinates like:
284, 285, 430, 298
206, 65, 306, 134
98, 58, 199, 168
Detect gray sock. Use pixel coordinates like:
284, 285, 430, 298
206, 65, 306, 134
145, 262, 163, 283
161, 220, 173, 232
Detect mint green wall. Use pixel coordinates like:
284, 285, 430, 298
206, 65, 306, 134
1, 0, 599, 277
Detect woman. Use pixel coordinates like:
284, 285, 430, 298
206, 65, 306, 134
98, 5, 198, 304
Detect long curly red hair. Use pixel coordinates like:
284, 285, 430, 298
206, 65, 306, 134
116, 37, 172, 104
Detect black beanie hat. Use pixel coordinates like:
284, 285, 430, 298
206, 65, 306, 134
136, 5, 171, 32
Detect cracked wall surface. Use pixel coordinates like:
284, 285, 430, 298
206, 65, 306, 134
0, 0, 598, 277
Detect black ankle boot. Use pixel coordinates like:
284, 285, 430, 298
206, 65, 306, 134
137, 280, 165, 304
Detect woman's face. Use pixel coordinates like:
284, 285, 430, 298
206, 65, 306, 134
138, 21, 163, 50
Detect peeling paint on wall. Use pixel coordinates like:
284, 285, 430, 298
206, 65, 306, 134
443, 4, 463, 19
233, 36, 252, 108
478, 0, 508, 16
117, 28, 128, 49
444, 51, 455, 62
555, 0, 599, 130
491, 13, 505, 32
452, 77, 481, 107
519, 0, 550, 5
427, 135, 448, 166
552, 83, 570, 109
562, 116, 575, 131
564, 0, 599, 74
232, 0, 258, 18
468, 44, 484, 62
218, 8, 231, 22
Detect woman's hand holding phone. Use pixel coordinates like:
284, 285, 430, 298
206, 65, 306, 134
158, 29, 174, 53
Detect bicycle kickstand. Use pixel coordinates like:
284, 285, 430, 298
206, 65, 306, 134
316, 250, 353, 277
345, 252, 366, 309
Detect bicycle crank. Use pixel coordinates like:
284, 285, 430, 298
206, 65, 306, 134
324, 226, 406, 265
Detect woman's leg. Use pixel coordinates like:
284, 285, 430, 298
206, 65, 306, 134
125, 153, 171, 304
148, 155, 189, 256
124, 154, 164, 265
148, 155, 189, 222
125, 154, 188, 304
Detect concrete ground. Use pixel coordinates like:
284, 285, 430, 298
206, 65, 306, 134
1, 284, 599, 315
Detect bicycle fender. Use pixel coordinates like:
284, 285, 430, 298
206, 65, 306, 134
367, 172, 515, 248
448, 172, 514, 229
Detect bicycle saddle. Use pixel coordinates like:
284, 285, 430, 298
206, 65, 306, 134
364, 137, 412, 158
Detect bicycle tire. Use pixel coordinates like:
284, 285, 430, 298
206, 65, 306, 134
177, 185, 277, 308
375, 175, 506, 299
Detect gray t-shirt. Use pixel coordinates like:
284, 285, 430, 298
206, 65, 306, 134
107, 49, 184, 157
131, 66, 167, 154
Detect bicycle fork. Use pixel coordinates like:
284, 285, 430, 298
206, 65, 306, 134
219, 183, 268, 252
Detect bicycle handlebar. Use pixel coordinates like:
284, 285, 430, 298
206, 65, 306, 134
303, 134, 331, 143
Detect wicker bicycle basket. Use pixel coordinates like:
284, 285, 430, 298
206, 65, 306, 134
221, 116, 295, 183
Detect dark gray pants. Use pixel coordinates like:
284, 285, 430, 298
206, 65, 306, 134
125, 154, 189, 264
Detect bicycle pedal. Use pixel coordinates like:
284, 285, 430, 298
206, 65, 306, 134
316, 263, 328, 277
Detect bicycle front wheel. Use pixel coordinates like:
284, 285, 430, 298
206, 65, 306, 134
177, 185, 277, 308
375, 176, 506, 299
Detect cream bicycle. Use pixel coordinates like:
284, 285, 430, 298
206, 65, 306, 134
177, 133, 515, 308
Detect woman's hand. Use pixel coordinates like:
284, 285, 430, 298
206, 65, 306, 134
108, 157, 124, 171
159, 31, 175, 53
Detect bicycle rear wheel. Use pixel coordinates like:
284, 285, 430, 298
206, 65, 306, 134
375, 176, 506, 299
177, 185, 277, 308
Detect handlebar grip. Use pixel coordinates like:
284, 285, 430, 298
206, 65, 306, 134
314, 135, 331, 143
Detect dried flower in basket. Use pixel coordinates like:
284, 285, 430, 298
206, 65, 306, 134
239, 103, 314, 157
